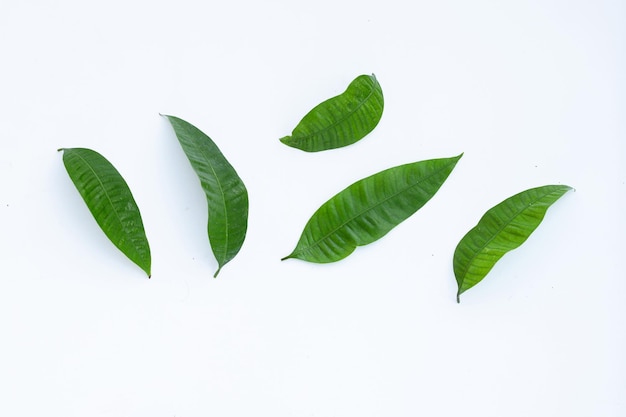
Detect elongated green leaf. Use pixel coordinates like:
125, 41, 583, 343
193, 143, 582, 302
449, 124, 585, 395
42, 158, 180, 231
282, 154, 462, 263
453, 185, 573, 303
59, 148, 151, 277
280, 74, 384, 152
163, 115, 248, 277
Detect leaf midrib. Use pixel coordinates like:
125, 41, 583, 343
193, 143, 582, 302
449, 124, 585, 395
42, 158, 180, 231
292, 77, 380, 143
73, 151, 140, 257
193, 138, 230, 266
293, 160, 455, 257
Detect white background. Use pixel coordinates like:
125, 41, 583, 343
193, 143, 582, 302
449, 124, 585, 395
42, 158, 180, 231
1, 1, 624, 416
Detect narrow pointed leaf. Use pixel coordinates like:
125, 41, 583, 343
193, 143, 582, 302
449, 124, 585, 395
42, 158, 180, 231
163, 115, 248, 277
280, 74, 384, 152
283, 154, 462, 263
59, 148, 151, 277
453, 185, 573, 302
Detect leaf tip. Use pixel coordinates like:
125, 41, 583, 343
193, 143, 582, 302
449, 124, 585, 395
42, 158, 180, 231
57, 148, 65, 153
213, 267, 221, 278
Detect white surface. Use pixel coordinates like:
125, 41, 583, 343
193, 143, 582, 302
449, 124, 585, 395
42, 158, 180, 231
1, 1, 624, 416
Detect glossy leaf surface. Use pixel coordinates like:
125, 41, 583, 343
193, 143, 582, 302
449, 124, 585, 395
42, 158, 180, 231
280, 74, 384, 152
283, 154, 462, 263
163, 115, 248, 277
453, 185, 573, 302
59, 148, 151, 277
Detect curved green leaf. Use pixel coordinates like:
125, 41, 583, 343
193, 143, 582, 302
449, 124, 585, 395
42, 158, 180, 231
282, 154, 462, 263
59, 148, 151, 277
453, 184, 573, 303
163, 115, 248, 277
280, 74, 384, 152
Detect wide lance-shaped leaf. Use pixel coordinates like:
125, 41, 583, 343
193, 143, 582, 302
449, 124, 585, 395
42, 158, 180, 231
280, 74, 384, 152
59, 147, 151, 277
453, 184, 573, 303
282, 154, 463, 263
163, 115, 248, 277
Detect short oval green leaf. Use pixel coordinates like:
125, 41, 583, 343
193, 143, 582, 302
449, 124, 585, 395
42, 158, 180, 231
282, 154, 462, 263
280, 74, 384, 152
163, 115, 248, 277
59, 147, 151, 277
453, 184, 573, 303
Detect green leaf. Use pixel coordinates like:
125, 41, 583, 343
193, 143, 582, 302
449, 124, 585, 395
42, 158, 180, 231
282, 154, 462, 263
280, 74, 384, 152
162, 115, 248, 277
59, 148, 151, 277
453, 184, 573, 303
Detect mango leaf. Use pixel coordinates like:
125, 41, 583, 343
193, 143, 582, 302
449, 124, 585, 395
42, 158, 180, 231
280, 74, 384, 152
282, 154, 462, 263
58, 147, 151, 277
162, 115, 248, 277
453, 184, 573, 303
